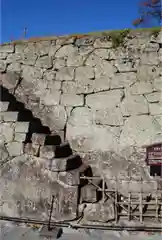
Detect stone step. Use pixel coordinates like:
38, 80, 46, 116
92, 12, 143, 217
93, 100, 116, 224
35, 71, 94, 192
44, 154, 82, 172
40, 143, 73, 159
14, 133, 27, 142
0, 101, 9, 112
32, 133, 62, 146
55, 142, 73, 158
0, 111, 18, 121
15, 121, 30, 133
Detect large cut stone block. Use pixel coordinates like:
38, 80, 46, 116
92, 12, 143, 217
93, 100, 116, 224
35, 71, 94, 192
0, 155, 78, 221
52, 185, 78, 221
84, 200, 115, 222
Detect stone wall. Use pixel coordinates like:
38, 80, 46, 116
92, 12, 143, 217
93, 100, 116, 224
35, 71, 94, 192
0, 29, 162, 225
0, 30, 162, 159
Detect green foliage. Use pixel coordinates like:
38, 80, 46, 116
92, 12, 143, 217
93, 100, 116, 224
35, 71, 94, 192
104, 29, 130, 48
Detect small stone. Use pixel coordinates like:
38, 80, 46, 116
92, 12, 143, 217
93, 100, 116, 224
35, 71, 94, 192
24, 143, 40, 156
6, 142, 23, 156
0, 122, 14, 142
0, 102, 9, 112
32, 133, 46, 145
0, 144, 9, 163
39, 145, 55, 159
14, 133, 26, 142
15, 122, 29, 133
1, 111, 18, 121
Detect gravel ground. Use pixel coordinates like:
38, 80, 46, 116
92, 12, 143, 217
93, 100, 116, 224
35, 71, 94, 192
0, 222, 162, 240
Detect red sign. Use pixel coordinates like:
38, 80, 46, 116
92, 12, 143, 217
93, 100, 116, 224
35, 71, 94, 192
145, 143, 162, 166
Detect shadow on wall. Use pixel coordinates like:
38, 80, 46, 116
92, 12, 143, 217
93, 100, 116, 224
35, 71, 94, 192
0, 85, 61, 145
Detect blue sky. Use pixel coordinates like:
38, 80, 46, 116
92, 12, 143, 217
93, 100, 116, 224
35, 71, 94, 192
0, 0, 154, 43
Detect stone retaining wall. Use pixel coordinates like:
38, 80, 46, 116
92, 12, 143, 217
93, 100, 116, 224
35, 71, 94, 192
0, 30, 162, 171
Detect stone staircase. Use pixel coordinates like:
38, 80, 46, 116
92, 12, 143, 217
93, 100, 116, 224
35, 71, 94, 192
0, 84, 104, 222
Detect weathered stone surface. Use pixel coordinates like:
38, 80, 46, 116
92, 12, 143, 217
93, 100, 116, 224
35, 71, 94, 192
75, 66, 95, 80
121, 95, 149, 116
53, 58, 66, 70
15, 122, 29, 133
84, 200, 115, 222
35, 56, 53, 69
42, 105, 67, 131
0, 44, 14, 53
24, 143, 40, 156
45, 154, 82, 172
0, 52, 8, 59
145, 92, 161, 103
22, 66, 43, 82
14, 133, 26, 142
32, 133, 46, 145
94, 60, 117, 78
75, 37, 95, 47
61, 93, 84, 106
1, 72, 20, 90
66, 124, 119, 152
149, 102, 162, 115
81, 184, 98, 203
94, 37, 112, 48
110, 72, 137, 89
114, 58, 139, 72
53, 185, 78, 221
0, 102, 9, 112
0, 111, 18, 121
35, 41, 50, 56
7, 62, 21, 72
6, 142, 23, 156
58, 164, 88, 186
0, 144, 9, 163
137, 65, 160, 82
68, 107, 94, 126
56, 67, 75, 81
0, 61, 7, 72
0, 155, 78, 221
154, 76, 162, 91
39, 145, 55, 159
40, 90, 61, 106
0, 123, 14, 143
140, 52, 160, 65
86, 90, 124, 109
130, 82, 153, 95
119, 115, 161, 147
95, 107, 124, 126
